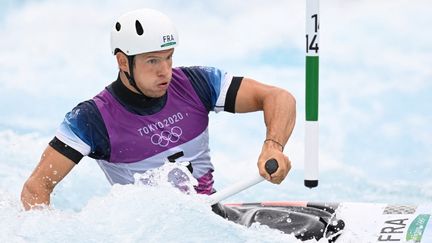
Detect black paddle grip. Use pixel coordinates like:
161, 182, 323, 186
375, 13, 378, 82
265, 159, 279, 175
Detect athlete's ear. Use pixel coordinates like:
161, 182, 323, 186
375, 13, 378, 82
115, 52, 129, 72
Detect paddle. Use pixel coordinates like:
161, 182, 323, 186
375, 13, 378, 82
207, 159, 279, 205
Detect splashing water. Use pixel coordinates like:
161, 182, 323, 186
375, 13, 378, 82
0, 177, 304, 243
134, 162, 198, 194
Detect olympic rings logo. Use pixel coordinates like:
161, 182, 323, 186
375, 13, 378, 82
150, 126, 183, 147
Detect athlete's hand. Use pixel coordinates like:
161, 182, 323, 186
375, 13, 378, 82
257, 141, 291, 184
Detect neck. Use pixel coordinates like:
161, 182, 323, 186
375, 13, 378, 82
111, 73, 167, 114
119, 71, 143, 95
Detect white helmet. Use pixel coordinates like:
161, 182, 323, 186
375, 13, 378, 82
110, 8, 179, 55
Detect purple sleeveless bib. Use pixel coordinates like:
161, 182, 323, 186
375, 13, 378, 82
93, 68, 209, 163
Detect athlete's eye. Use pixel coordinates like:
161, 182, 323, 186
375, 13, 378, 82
147, 59, 160, 65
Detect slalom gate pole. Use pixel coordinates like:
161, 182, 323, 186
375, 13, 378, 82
305, 0, 319, 188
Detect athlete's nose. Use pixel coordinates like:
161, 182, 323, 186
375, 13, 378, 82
158, 59, 171, 77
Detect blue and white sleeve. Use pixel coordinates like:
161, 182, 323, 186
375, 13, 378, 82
52, 100, 110, 163
180, 66, 243, 113
56, 118, 91, 156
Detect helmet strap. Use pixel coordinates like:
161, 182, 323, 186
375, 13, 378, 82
124, 55, 147, 96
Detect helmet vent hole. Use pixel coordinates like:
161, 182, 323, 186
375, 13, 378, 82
115, 22, 121, 31
135, 20, 144, 35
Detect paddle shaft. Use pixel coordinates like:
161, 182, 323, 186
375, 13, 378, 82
207, 159, 278, 205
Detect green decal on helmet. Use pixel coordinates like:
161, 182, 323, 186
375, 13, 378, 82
161, 42, 177, 48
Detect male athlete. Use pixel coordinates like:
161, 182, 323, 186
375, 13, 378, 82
21, 9, 295, 211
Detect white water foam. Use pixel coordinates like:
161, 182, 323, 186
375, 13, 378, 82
1, 183, 306, 243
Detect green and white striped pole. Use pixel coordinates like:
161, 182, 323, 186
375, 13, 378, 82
305, 0, 319, 188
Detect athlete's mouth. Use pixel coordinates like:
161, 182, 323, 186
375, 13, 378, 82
158, 82, 169, 88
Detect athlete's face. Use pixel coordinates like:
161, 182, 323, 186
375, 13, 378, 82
132, 48, 174, 98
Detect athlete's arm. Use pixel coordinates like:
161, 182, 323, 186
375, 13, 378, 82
21, 145, 75, 210
235, 77, 296, 184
